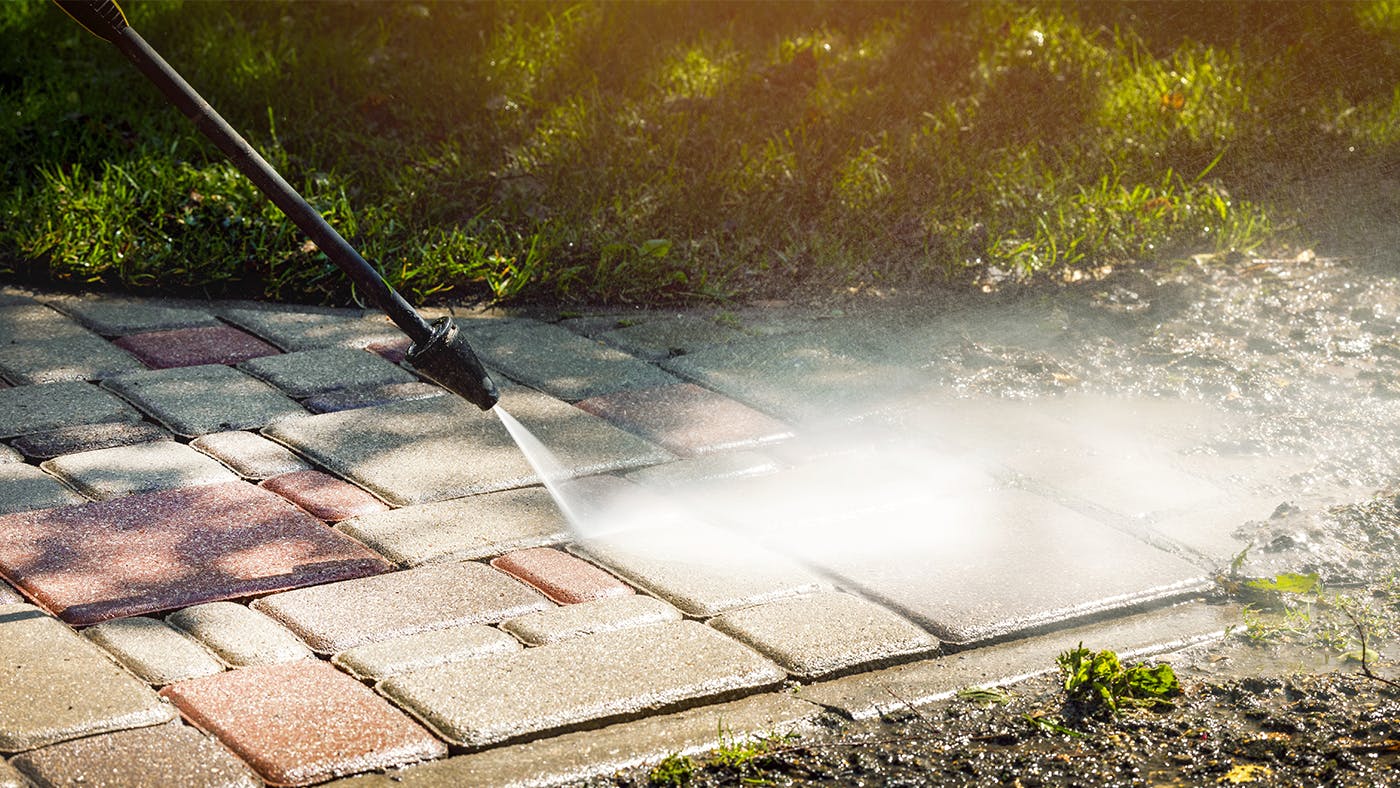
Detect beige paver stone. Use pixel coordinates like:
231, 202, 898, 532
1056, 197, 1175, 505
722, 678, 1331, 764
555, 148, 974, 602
501, 594, 683, 646
9, 721, 260, 787
0, 382, 140, 439
252, 561, 552, 653
102, 364, 307, 437
462, 320, 678, 401
191, 430, 312, 479
239, 347, 418, 397
83, 617, 225, 685
332, 624, 521, 681
42, 441, 239, 500
0, 604, 176, 753
379, 620, 787, 748
0, 464, 86, 515
0, 445, 19, 463
625, 450, 780, 488
0, 760, 25, 788
167, 602, 313, 667
0, 582, 21, 605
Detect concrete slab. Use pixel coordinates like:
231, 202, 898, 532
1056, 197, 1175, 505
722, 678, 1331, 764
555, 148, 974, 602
0, 464, 86, 515
490, 546, 634, 604
239, 347, 418, 397
9, 722, 260, 788
161, 660, 446, 786
83, 616, 226, 685
594, 314, 750, 361
0, 334, 143, 384
379, 620, 787, 748
0, 305, 90, 343
10, 421, 172, 460
167, 602, 314, 667
190, 430, 312, 479
0, 604, 175, 753
42, 441, 239, 500
576, 383, 793, 457
112, 325, 281, 369
500, 595, 683, 646
0, 382, 140, 439
259, 469, 389, 522
332, 624, 522, 681
462, 320, 678, 401
335, 487, 570, 566
220, 307, 403, 351
252, 561, 552, 653
55, 299, 219, 336
263, 388, 671, 506
303, 381, 446, 414
103, 364, 307, 437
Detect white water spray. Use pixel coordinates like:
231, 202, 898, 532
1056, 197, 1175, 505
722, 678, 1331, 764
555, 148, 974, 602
493, 405, 588, 529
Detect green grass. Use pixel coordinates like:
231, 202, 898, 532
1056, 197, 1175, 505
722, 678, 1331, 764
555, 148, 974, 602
2, 1, 1397, 305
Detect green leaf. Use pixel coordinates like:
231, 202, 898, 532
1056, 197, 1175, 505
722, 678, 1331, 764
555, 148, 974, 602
1243, 572, 1321, 595
639, 238, 673, 258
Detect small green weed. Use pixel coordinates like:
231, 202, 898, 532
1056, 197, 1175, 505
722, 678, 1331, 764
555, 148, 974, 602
1057, 644, 1182, 713
648, 753, 695, 786
1024, 711, 1085, 738
956, 686, 1015, 706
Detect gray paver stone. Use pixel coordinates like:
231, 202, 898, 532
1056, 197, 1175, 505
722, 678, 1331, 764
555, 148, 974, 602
0, 334, 143, 384
83, 617, 226, 685
103, 364, 306, 437
335, 487, 569, 566
252, 561, 552, 653
0, 305, 91, 343
595, 314, 750, 361
219, 307, 403, 350
42, 441, 239, 500
0, 382, 140, 439
166, 602, 313, 667
331, 624, 521, 681
10, 721, 260, 788
0, 604, 176, 753
379, 620, 787, 748
239, 347, 418, 397
55, 299, 218, 335
9, 421, 172, 460
708, 591, 939, 680
190, 430, 312, 479
0, 465, 86, 515
463, 320, 679, 401
500, 594, 683, 646
264, 388, 671, 506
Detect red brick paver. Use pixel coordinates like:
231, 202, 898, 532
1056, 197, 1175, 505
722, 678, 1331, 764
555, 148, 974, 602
490, 547, 634, 605
575, 382, 792, 456
366, 337, 413, 365
260, 469, 389, 522
114, 325, 281, 369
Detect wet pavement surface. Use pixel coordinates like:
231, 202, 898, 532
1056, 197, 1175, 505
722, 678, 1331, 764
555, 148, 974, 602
2, 252, 1400, 785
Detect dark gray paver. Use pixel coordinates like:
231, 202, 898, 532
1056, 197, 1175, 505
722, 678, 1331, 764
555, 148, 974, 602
500, 595, 683, 646
0, 334, 143, 384
42, 441, 239, 500
220, 307, 403, 351
462, 320, 679, 401
167, 602, 314, 667
239, 347, 418, 397
0, 465, 86, 515
0, 382, 140, 439
594, 314, 750, 361
83, 617, 225, 685
0, 604, 176, 753
0, 305, 90, 343
252, 561, 552, 653
10, 421, 173, 460
576, 382, 793, 457
332, 624, 522, 681
112, 325, 281, 369
55, 299, 218, 335
335, 487, 569, 565
190, 430, 312, 479
9, 722, 260, 788
103, 364, 307, 437
302, 381, 446, 414
264, 388, 671, 506
379, 620, 787, 748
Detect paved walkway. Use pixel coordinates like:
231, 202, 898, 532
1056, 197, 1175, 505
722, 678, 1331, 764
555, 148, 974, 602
0, 261, 1393, 785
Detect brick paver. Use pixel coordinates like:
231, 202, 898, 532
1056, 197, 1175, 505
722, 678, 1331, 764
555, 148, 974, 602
42, 441, 239, 500
9, 722, 261, 788
302, 381, 445, 414
461, 320, 678, 401
0, 333, 144, 384
190, 430, 312, 479
220, 307, 403, 350
332, 624, 521, 681
113, 325, 281, 368
56, 299, 219, 335
167, 602, 314, 667
576, 383, 793, 457
0, 304, 90, 342
83, 617, 226, 685
490, 546, 633, 604
500, 595, 682, 646
239, 347, 419, 397
0, 464, 87, 515
11, 421, 172, 460
103, 364, 306, 437
0, 381, 140, 439
260, 469, 389, 522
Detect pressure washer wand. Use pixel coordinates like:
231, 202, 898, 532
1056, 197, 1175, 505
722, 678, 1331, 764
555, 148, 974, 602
54, 0, 499, 410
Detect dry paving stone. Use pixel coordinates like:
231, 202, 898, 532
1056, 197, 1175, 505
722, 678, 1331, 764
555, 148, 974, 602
0, 381, 140, 439
239, 347, 419, 398
43, 441, 239, 500
500, 594, 682, 646
0, 604, 175, 753
56, 299, 218, 336
381, 620, 786, 748
112, 325, 281, 369
0, 333, 144, 385
332, 624, 521, 681
462, 320, 679, 401
0, 760, 23, 788
0, 481, 390, 626
161, 660, 447, 787
0, 304, 90, 343
708, 591, 939, 680
0, 581, 20, 604
83, 616, 225, 685
220, 307, 404, 351
0, 464, 86, 515
252, 560, 552, 653
335, 486, 569, 566
576, 382, 793, 457
490, 546, 633, 604
366, 337, 412, 364
0, 444, 17, 463
103, 364, 307, 437
168, 602, 313, 667
264, 386, 671, 506
10, 721, 260, 788
190, 430, 311, 479
259, 469, 389, 522
302, 381, 445, 414
10, 421, 171, 460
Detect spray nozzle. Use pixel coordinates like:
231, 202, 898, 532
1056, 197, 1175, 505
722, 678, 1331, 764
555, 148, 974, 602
405, 317, 499, 411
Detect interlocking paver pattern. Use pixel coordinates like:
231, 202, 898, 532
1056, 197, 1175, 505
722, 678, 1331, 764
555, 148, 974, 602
0, 482, 390, 625
0, 604, 175, 753
239, 347, 418, 397
56, 299, 219, 335
0, 381, 140, 439
112, 325, 281, 369
462, 320, 679, 401
0, 333, 144, 384
220, 307, 403, 350
190, 430, 312, 479
302, 381, 445, 414
103, 364, 306, 437
83, 617, 226, 685
332, 624, 522, 681
161, 660, 447, 786
252, 561, 552, 653
0, 464, 86, 515
42, 441, 239, 500
167, 602, 314, 667
9, 722, 261, 788
490, 546, 634, 604
576, 383, 793, 456
11, 421, 172, 460
500, 594, 683, 646
260, 469, 389, 522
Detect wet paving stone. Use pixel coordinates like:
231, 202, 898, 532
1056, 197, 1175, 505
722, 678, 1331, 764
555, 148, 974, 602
220, 307, 403, 351
625, 450, 780, 489
103, 364, 307, 437
380, 620, 786, 749
259, 469, 389, 522
0, 381, 141, 439
190, 430, 312, 479
0, 304, 91, 343
239, 347, 418, 398
0, 333, 144, 384
84, 616, 225, 685
302, 381, 445, 414
462, 320, 679, 401
331, 624, 521, 681
0, 604, 176, 753
11, 421, 172, 460
161, 660, 447, 787
594, 314, 750, 361
252, 561, 552, 653
490, 546, 633, 605
56, 299, 218, 336
265, 388, 671, 506
707, 591, 939, 680
0, 464, 87, 515
113, 325, 281, 369
9, 721, 260, 788
43, 441, 239, 500
500, 595, 682, 646
335, 487, 569, 566
167, 602, 314, 667
0, 482, 391, 626
576, 383, 793, 457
